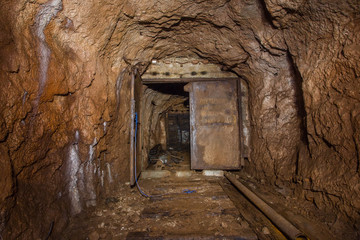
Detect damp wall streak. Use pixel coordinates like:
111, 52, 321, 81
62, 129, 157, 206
68, 131, 81, 215
85, 138, 97, 207
34, 0, 62, 101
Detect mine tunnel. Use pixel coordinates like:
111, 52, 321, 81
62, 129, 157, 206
0, 0, 359, 239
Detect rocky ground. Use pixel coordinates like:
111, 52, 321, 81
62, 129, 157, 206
63, 174, 259, 240
63, 169, 354, 240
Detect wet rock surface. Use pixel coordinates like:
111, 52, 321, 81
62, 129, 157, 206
0, 0, 359, 238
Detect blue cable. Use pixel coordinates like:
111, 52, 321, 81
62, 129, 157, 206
134, 112, 151, 198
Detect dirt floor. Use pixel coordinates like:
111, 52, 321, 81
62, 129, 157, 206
62, 169, 291, 240
63, 152, 286, 239
62, 152, 336, 240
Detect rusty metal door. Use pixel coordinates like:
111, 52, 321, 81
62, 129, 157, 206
189, 80, 240, 170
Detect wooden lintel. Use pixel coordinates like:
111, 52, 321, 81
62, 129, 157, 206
142, 77, 238, 84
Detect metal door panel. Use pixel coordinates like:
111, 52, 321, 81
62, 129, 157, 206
189, 80, 240, 169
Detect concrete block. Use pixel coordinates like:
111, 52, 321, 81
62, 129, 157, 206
140, 170, 171, 179
202, 170, 224, 177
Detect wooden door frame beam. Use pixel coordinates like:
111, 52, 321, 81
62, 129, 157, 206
129, 71, 135, 186
142, 77, 238, 84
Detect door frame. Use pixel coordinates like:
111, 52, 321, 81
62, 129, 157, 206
131, 77, 244, 183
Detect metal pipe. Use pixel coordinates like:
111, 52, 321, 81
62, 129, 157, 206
224, 172, 308, 240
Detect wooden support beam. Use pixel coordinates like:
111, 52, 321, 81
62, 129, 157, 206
129, 72, 135, 186
142, 77, 238, 84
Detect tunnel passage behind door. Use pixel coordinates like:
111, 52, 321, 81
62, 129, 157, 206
166, 112, 190, 152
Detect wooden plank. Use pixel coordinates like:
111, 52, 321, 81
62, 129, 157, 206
129, 72, 135, 186
135, 73, 142, 175
140, 85, 149, 171
237, 79, 245, 167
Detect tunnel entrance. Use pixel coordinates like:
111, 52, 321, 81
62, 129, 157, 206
140, 82, 192, 175
130, 57, 250, 184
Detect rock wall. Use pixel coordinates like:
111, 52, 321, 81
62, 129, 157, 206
0, 0, 130, 238
263, 0, 360, 236
0, 0, 359, 238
